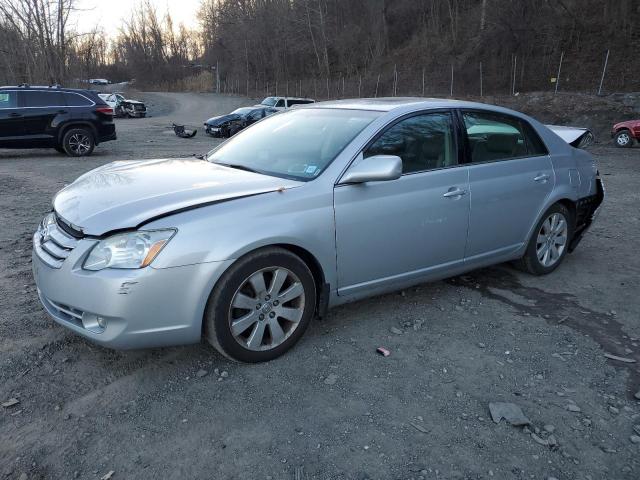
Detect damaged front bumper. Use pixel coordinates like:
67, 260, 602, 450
568, 176, 605, 252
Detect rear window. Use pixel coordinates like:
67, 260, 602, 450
64, 92, 93, 106
24, 91, 65, 107
463, 111, 547, 162
0, 91, 17, 108
287, 99, 314, 106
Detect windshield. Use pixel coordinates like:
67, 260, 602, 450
260, 97, 277, 107
207, 108, 381, 181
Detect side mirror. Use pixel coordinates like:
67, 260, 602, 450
339, 155, 402, 184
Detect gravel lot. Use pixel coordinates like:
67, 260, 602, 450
1, 93, 639, 480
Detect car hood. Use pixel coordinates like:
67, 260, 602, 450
53, 158, 303, 236
205, 114, 240, 126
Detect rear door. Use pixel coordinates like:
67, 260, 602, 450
461, 110, 553, 262
0, 91, 24, 145
334, 110, 470, 296
20, 90, 67, 144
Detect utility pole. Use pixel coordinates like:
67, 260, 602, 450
598, 49, 610, 95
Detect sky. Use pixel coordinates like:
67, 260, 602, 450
74, 0, 202, 37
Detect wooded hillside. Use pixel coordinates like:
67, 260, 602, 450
1, 0, 638, 97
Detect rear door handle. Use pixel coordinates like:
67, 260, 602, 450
8, 112, 21, 117
443, 187, 467, 198
534, 173, 550, 182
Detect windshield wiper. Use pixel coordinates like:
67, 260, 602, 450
216, 162, 260, 174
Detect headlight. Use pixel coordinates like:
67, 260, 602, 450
83, 229, 176, 271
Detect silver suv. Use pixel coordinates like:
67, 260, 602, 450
32, 98, 603, 362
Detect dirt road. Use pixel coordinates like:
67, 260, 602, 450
1, 93, 639, 479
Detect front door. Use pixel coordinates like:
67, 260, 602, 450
334, 111, 470, 296
0, 91, 24, 145
461, 110, 554, 261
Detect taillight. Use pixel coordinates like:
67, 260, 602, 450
95, 106, 114, 116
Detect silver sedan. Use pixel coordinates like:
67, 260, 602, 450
32, 98, 604, 362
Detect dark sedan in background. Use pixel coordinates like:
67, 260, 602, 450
204, 106, 278, 138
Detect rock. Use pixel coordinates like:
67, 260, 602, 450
489, 402, 530, 426
478, 342, 486, 348
566, 404, 581, 413
196, 369, 208, 378
324, 373, 338, 385
634, 391, 640, 400
214, 368, 220, 375
608, 406, 619, 415
630, 435, 640, 444
633, 425, 640, 436
409, 422, 429, 434
547, 435, 557, 447
100, 472, 115, 480
2, 398, 19, 408
220, 371, 229, 378
18, 474, 27, 480
390, 327, 403, 335
543, 424, 556, 433
531, 433, 549, 446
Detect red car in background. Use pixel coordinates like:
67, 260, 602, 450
611, 119, 640, 148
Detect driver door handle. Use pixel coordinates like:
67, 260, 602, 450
534, 173, 550, 182
443, 187, 467, 198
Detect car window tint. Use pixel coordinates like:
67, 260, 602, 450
24, 91, 65, 107
0, 91, 17, 108
463, 111, 534, 162
364, 112, 456, 174
521, 121, 549, 155
64, 92, 93, 106
288, 100, 313, 106
275, 99, 285, 107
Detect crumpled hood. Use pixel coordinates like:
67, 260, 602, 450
53, 158, 302, 236
205, 114, 240, 126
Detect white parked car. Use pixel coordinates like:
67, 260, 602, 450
98, 93, 147, 118
258, 96, 315, 111
88, 79, 109, 86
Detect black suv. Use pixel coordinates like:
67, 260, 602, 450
0, 85, 116, 157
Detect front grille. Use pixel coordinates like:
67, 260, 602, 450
46, 298, 85, 327
33, 214, 81, 268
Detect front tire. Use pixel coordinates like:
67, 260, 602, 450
516, 203, 573, 275
62, 128, 95, 157
614, 130, 633, 148
204, 247, 317, 362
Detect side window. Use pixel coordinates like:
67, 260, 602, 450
463, 111, 546, 162
275, 99, 285, 108
364, 112, 456, 174
24, 91, 65, 107
64, 93, 93, 106
64, 92, 92, 107
0, 92, 17, 108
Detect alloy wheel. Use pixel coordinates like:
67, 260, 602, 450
68, 133, 91, 155
228, 267, 305, 351
536, 212, 568, 267
616, 132, 631, 146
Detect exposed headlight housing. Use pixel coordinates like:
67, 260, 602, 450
83, 229, 176, 271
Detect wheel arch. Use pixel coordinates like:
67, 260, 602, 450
201, 242, 330, 332
521, 196, 577, 257
57, 122, 98, 145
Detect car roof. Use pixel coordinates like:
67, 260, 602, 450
0, 85, 99, 95
302, 97, 537, 120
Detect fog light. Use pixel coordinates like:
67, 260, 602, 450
82, 313, 106, 333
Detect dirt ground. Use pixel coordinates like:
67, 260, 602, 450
1, 93, 639, 480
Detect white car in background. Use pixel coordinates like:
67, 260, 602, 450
259, 96, 315, 111
98, 93, 147, 118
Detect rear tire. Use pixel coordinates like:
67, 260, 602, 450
62, 128, 95, 157
204, 247, 316, 363
614, 130, 633, 148
515, 203, 574, 276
